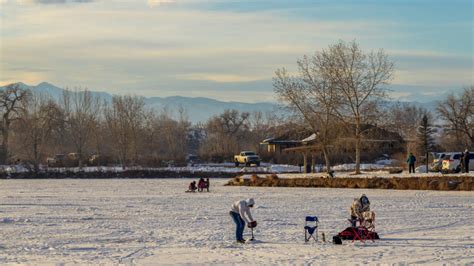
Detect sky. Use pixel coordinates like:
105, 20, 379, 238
0, 0, 472, 102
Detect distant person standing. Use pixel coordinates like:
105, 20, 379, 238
460, 152, 465, 173
464, 149, 470, 173
407, 152, 416, 173
205, 178, 210, 192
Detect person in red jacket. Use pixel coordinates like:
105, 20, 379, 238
198, 178, 206, 192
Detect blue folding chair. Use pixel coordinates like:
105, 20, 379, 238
304, 216, 319, 242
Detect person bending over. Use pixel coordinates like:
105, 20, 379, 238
229, 198, 256, 243
350, 194, 370, 227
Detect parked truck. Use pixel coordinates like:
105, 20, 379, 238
234, 151, 261, 167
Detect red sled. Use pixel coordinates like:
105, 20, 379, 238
337, 226, 379, 242
333, 211, 379, 244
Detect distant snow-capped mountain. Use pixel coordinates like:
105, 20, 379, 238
1, 82, 446, 123
1, 82, 279, 123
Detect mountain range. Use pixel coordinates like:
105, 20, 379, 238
1, 82, 446, 124
1, 82, 279, 123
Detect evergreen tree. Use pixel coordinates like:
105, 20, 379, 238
417, 114, 435, 173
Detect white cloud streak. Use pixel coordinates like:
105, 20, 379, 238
0, 1, 471, 101
147, 0, 175, 7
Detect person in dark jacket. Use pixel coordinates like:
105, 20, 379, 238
188, 181, 197, 192
407, 152, 416, 173
205, 178, 210, 192
464, 149, 470, 173
460, 152, 465, 173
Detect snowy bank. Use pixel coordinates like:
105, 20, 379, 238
0, 169, 237, 179
228, 174, 474, 191
0, 163, 302, 179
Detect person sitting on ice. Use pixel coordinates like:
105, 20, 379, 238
349, 194, 370, 227
188, 181, 197, 192
198, 177, 206, 192
229, 198, 257, 243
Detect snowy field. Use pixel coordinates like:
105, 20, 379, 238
0, 179, 473, 265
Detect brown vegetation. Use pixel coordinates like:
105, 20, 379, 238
0, 170, 236, 179
2, 83, 279, 168
228, 175, 473, 191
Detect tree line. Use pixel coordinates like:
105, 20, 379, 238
273, 40, 473, 173
0, 85, 280, 171
0, 41, 472, 172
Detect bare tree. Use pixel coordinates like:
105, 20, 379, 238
274, 51, 345, 173
105, 95, 145, 167
62, 89, 101, 167
200, 109, 249, 161
247, 111, 277, 154
17, 94, 59, 172
144, 108, 190, 164
318, 40, 394, 174
0, 83, 31, 163
437, 86, 474, 148
385, 102, 430, 140
90, 115, 110, 166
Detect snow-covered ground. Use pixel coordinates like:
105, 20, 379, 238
0, 163, 302, 174
0, 179, 473, 264
0, 162, 450, 176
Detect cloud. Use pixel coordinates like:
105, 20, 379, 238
16, 0, 96, 4
0, 1, 472, 102
180, 73, 268, 83
393, 69, 473, 86
147, 0, 175, 8
0, 71, 47, 85
388, 91, 412, 99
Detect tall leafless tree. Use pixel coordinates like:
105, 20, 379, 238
17, 94, 59, 172
247, 111, 277, 154
105, 95, 145, 168
317, 40, 393, 174
437, 86, 474, 148
385, 102, 430, 140
274, 61, 340, 173
62, 89, 101, 167
0, 83, 31, 163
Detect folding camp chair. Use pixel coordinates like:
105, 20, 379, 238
351, 211, 376, 243
304, 216, 319, 242
351, 226, 371, 243
336, 211, 379, 244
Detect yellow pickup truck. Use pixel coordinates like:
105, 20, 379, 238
234, 151, 261, 167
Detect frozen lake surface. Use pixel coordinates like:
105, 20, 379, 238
0, 179, 473, 264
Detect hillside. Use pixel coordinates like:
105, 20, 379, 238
1, 82, 278, 123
